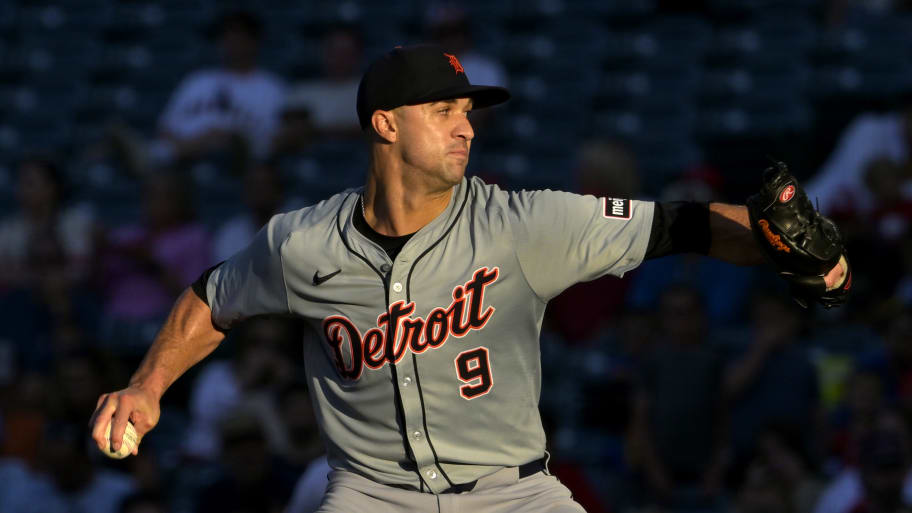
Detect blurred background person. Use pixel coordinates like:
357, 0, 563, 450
724, 291, 822, 472
97, 172, 211, 323
183, 316, 298, 461
114, 10, 286, 177
628, 285, 728, 511
196, 409, 298, 513
281, 379, 329, 513
814, 409, 912, 513
0, 421, 136, 513
733, 426, 825, 513
806, 96, 912, 219
279, 24, 364, 142
0, 156, 94, 291
212, 159, 294, 262
0, 235, 100, 373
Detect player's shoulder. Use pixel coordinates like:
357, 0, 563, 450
467, 175, 581, 207
268, 188, 358, 241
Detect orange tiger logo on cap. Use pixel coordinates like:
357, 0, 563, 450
444, 53, 464, 74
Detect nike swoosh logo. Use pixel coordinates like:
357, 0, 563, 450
313, 269, 341, 286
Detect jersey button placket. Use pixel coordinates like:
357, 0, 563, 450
389, 264, 444, 493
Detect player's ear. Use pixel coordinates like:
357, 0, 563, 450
371, 109, 397, 143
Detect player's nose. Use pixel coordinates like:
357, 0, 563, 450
454, 114, 474, 142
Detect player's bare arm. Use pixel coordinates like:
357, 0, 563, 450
89, 288, 225, 455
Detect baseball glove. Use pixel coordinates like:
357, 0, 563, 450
746, 161, 852, 309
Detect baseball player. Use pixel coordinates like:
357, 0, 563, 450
90, 44, 850, 512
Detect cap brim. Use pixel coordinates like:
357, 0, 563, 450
410, 84, 511, 110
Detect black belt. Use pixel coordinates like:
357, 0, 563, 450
441, 457, 546, 494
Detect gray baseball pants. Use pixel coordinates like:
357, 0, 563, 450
316, 466, 587, 513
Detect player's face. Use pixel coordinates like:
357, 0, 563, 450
394, 97, 474, 191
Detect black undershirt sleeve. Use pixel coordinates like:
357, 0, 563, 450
190, 262, 224, 306
644, 201, 712, 259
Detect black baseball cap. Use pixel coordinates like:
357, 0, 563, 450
356, 44, 510, 130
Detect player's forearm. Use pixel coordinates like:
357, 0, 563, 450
128, 288, 225, 401
708, 203, 766, 265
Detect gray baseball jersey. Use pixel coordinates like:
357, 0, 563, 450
204, 176, 653, 494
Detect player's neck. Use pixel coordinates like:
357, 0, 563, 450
363, 166, 453, 237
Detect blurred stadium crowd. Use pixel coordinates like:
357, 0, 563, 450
1, 0, 912, 512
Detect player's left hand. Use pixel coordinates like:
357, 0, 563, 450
746, 161, 852, 309
824, 257, 847, 290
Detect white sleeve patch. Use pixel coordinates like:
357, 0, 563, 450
602, 197, 631, 220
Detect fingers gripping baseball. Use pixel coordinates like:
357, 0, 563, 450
89, 386, 160, 457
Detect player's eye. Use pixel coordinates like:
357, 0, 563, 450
438, 108, 450, 115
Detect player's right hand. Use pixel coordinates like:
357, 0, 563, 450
89, 385, 160, 456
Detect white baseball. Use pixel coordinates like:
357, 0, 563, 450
102, 420, 139, 459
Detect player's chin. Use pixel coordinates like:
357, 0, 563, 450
444, 163, 468, 185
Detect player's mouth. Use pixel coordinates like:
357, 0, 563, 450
448, 148, 469, 159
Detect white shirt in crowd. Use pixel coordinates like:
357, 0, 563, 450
158, 69, 286, 159
284, 78, 361, 132
806, 112, 912, 216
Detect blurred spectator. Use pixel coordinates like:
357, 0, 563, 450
0, 235, 101, 372
47, 348, 121, 426
629, 285, 727, 509
828, 370, 888, 469
0, 422, 136, 513
197, 408, 298, 513
724, 292, 822, 467
733, 426, 825, 513
99, 172, 212, 321
213, 160, 286, 262
0, 156, 94, 291
546, 140, 641, 342
854, 309, 912, 418
814, 410, 912, 513
0, 373, 49, 468
806, 98, 912, 218
184, 316, 297, 460
285, 455, 331, 513
133, 11, 286, 174
836, 158, 912, 309
118, 491, 167, 513
627, 166, 757, 325
277, 380, 323, 468
278, 24, 364, 144
281, 380, 329, 513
